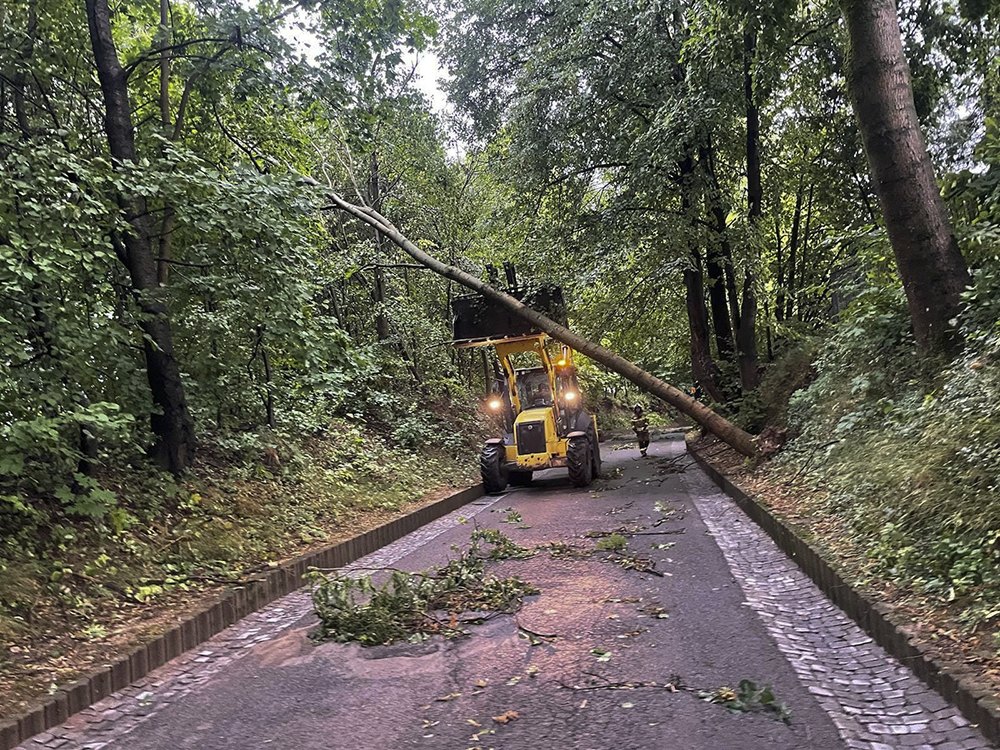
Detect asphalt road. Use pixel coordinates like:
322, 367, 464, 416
25, 434, 991, 750
96, 434, 846, 750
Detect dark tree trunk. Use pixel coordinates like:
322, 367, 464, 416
373, 266, 390, 341
739, 28, 762, 390
774, 216, 785, 323
258, 325, 275, 430
368, 152, 392, 342
799, 183, 814, 321
839, 0, 971, 352
85, 0, 195, 473
681, 156, 726, 402
11, 4, 37, 137
736, 275, 759, 389
764, 302, 774, 360
705, 247, 734, 361
684, 251, 727, 404
786, 184, 803, 321
701, 144, 739, 364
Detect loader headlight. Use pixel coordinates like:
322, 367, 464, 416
565, 391, 577, 402
488, 398, 503, 410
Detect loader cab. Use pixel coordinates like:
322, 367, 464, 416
515, 368, 553, 410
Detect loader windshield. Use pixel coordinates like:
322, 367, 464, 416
515, 368, 553, 409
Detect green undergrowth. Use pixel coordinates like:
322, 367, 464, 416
308, 528, 538, 645
777, 281, 1000, 629
0, 409, 487, 651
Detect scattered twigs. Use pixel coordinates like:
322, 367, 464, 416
515, 620, 558, 641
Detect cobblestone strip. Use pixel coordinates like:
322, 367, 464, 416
17, 494, 506, 750
680, 461, 991, 750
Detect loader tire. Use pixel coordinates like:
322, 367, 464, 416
589, 424, 602, 478
567, 435, 593, 488
510, 471, 533, 487
480, 443, 509, 494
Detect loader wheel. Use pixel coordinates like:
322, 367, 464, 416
480, 443, 509, 494
510, 471, 533, 487
589, 425, 602, 478
567, 435, 593, 488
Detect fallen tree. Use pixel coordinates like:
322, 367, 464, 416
323, 193, 758, 459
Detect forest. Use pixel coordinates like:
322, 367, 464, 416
1, 0, 999, 720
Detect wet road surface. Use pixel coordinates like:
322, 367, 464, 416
20, 435, 991, 750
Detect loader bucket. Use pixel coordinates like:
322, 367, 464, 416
452, 285, 567, 344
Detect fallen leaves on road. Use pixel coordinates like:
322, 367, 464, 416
590, 647, 612, 662
436, 692, 462, 702
492, 710, 519, 724
617, 629, 646, 639
641, 604, 669, 619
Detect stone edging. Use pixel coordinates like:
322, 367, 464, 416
687, 442, 1000, 746
0, 484, 484, 750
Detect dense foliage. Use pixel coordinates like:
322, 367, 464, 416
0, 0, 491, 650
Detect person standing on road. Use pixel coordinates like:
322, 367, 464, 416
631, 404, 650, 457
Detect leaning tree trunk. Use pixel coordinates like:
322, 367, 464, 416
324, 195, 758, 458
840, 0, 970, 352
86, 0, 195, 473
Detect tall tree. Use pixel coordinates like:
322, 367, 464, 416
85, 0, 195, 472
839, 0, 971, 352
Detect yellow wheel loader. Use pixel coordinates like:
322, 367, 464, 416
452, 277, 600, 494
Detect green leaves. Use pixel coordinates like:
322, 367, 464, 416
700, 679, 791, 723
308, 530, 539, 645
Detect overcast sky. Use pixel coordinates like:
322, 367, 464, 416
411, 49, 451, 115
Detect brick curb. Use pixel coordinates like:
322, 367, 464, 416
0, 484, 484, 750
687, 441, 1000, 746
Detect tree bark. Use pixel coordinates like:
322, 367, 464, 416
86, 0, 195, 473
702, 143, 742, 338
705, 247, 734, 361
373, 265, 390, 341
700, 145, 735, 362
680, 156, 726, 401
775, 216, 785, 323
11, 3, 38, 138
799, 182, 814, 321
684, 250, 727, 403
368, 151, 392, 342
324, 194, 758, 458
839, 0, 971, 352
786, 184, 803, 321
739, 28, 762, 390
